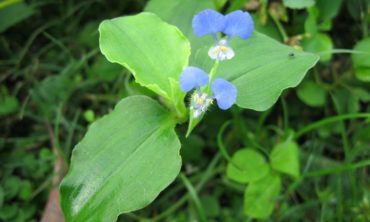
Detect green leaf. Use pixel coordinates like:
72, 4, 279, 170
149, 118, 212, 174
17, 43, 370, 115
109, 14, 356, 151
244, 172, 281, 219
303, 33, 333, 62
200, 195, 220, 217
99, 12, 190, 117
0, 1, 34, 32
283, 0, 315, 9
3, 176, 21, 200
304, 7, 319, 36
0, 94, 19, 116
60, 96, 182, 221
226, 149, 269, 184
270, 141, 300, 179
195, 33, 318, 111
352, 38, 370, 82
354, 67, 370, 82
0, 204, 18, 221
145, 0, 215, 63
18, 180, 33, 201
316, 0, 343, 21
296, 80, 326, 107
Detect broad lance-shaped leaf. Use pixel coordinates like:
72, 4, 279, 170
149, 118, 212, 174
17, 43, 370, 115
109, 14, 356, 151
99, 12, 190, 117
60, 96, 181, 221
194, 32, 319, 111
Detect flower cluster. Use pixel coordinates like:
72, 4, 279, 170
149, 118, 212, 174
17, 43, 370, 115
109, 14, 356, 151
180, 9, 254, 118
193, 9, 254, 61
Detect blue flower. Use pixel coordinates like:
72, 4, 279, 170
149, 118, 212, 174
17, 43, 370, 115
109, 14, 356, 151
192, 9, 225, 38
179, 67, 237, 117
192, 9, 254, 61
223, 10, 254, 40
179, 67, 209, 92
211, 78, 237, 110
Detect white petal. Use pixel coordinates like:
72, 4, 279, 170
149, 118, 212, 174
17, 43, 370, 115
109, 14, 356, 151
207, 43, 235, 61
225, 46, 235, 60
208, 46, 219, 60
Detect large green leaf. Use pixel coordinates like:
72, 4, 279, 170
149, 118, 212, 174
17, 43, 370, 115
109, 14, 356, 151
99, 12, 190, 116
270, 141, 300, 179
244, 172, 281, 219
60, 96, 182, 221
226, 149, 269, 184
195, 33, 319, 111
145, 0, 215, 63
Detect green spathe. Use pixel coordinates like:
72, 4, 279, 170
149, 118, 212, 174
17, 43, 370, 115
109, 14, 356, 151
60, 96, 182, 221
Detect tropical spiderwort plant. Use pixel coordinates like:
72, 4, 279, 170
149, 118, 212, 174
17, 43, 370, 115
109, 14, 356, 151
180, 9, 254, 123
60, 3, 318, 220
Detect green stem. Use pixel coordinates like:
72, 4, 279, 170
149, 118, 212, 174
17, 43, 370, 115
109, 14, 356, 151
281, 95, 289, 131
205, 60, 220, 94
186, 61, 220, 137
317, 49, 370, 55
294, 113, 370, 139
305, 159, 370, 177
330, 93, 350, 161
271, 15, 288, 42
283, 159, 370, 201
217, 120, 233, 162
179, 173, 207, 222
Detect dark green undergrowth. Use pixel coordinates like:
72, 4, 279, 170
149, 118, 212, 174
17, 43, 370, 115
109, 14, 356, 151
0, 0, 369, 221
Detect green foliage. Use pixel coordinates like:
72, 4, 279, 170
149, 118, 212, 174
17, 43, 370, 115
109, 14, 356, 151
145, 0, 215, 62
297, 80, 326, 107
352, 38, 370, 82
0, 1, 34, 32
316, 0, 343, 21
244, 171, 281, 219
226, 148, 269, 183
99, 12, 190, 118
0, 88, 19, 116
270, 141, 300, 179
303, 33, 333, 62
60, 96, 181, 221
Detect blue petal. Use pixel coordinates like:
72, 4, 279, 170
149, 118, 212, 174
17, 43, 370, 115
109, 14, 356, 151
223, 10, 254, 39
179, 67, 209, 92
211, 78, 237, 110
192, 9, 225, 37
